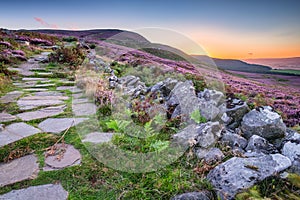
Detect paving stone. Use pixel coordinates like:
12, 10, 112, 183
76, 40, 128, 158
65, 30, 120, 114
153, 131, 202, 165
0, 112, 17, 123
0, 91, 23, 103
33, 83, 56, 88
22, 77, 48, 81
23, 88, 49, 92
72, 98, 90, 104
0, 122, 41, 147
21, 95, 68, 101
82, 132, 114, 144
38, 118, 88, 134
72, 92, 86, 99
57, 86, 82, 93
17, 105, 66, 121
0, 155, 39, 187
72, 103, 97, 116
33, 91, 64, 96
0, 183, 68, 200
36, 72, 53, 76
44, 144, 81, 171
17, 97, 65, 110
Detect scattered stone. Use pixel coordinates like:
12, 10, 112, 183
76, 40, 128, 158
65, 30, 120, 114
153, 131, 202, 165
221, 129, 248, 149
172, 122, 222, 148
172, 124, 199, 147
0, 112, 17, 123
207, 154, 291, 199
17, 105, 66, 121
72, 103, 97, 116
0, 184, 68, 200
44, 144, 81, 171
282, 141, 300, 163
38, 118, 88, 134
241, 106, 286, 140
0, 91, 23, 103
226, 98, 249, 128
0, 155, 39, 187
246, 135, 278, 154
151, 78, 178, 97
197, 121, 222, 148
171, 191, 212, 200
168, 81, 200, 122
82, 132, 114, 144
0, 122, 41, 147
204, 148, 225, 165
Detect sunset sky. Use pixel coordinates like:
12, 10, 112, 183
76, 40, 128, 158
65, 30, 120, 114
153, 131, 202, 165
1, 0, 300, 59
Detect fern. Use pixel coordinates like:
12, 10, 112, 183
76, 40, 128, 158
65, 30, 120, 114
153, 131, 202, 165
190, 109, 207, 124
106, 120, 130, 133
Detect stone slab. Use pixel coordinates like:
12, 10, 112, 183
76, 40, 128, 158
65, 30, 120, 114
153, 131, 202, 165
33, 91, 64, 96
82, 132, 114, 144
38, 118, 88, 134
23, 88, 49, 92
44, 144, 81, 171
57, 86, 82, 93
0, 155, 39, 187
0, 184, 68, 200
0, 112, 17, 123
22, 77, 48, 81
0, 122, 41, 147
0, 91, 23, 103
17, 105, 66, 121
72, 103, 97, 116
17, 98, 65, 110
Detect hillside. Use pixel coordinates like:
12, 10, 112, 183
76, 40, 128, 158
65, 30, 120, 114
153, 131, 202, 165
192, 55, 272, 73
244, 57, 300, 70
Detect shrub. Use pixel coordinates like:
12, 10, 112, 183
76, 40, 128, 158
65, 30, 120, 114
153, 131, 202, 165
184, 73, 207, 92
62, 36, 78, 43
49, 46, 86, 70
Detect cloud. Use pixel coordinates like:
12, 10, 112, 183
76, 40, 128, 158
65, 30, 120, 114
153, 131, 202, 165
34, 17, 58, 28
248, 52, 253, 56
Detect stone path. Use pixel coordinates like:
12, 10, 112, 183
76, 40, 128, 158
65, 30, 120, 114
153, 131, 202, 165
0, 155, 39, 187
0, 53, 97, 198
0, 184, 68, 200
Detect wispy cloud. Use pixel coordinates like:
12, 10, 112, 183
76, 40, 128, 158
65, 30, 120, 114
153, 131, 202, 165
34, 17, 58, 28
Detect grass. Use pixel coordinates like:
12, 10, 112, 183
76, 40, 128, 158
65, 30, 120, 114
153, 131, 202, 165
271, 69, 300, 76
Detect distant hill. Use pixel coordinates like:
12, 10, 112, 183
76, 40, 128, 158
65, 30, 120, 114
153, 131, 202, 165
192, 55, 272, 73
29, 29, 151, 48
243, 57, 300, 70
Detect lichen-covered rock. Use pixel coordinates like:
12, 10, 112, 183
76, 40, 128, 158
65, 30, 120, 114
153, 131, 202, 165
241, 106, 286, 140
172, 121, 222, 148
226, 98, 249, 129
221, 129, 248, 149
207, 154, 291, 199
246, 135, 278, 154
204, 148, 224, 164
196, 121, 222, 148
282, 133, 300, 175
197, 89, 225, 121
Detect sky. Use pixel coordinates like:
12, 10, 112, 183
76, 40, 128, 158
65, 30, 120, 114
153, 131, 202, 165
1, 0, 300, 59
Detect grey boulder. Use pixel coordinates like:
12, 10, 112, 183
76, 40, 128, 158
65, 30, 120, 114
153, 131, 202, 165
241, 106, 286, 140
207, 154, 291, 199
